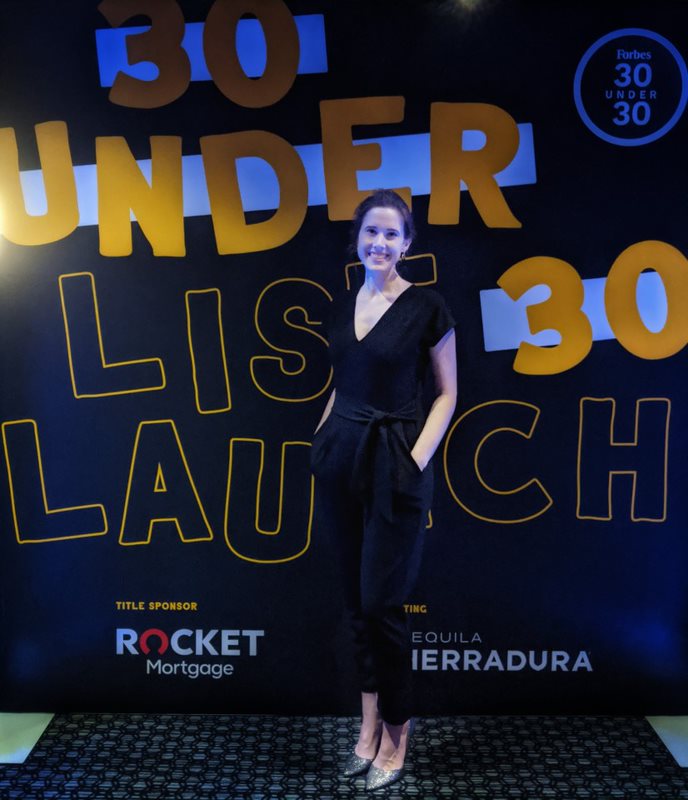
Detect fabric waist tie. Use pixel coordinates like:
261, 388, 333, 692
333, 393, 420, 522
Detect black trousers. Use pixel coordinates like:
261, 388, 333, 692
311, 393, 433, 725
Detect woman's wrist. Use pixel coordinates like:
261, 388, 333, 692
410, 450, 429, 471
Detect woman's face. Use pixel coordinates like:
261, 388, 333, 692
357, 206, 411, 276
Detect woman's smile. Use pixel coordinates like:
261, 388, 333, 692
357, 206, 410, 275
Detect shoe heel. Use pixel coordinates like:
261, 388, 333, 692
364, 718, 415, 792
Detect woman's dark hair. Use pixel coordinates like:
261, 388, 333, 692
349, 189, 416, 256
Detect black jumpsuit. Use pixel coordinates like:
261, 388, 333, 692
311, 284, 455, 725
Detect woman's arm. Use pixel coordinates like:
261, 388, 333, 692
314, 388, 336, 434
410, 329, 457, 470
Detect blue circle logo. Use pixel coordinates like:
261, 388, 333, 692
573, 28, 688, 146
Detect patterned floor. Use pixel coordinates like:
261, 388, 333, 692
1, 714, 687, 799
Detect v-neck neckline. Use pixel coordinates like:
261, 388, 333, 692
352, 284, 415, 343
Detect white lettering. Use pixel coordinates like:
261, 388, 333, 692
572, 651, 593, 672
221, 630, 241, 656
551, 651, 570, 671
116, 628, 138, 655
484, 650, 505, 671
146, 659, 234, 678
242, 630, 264, 656
195, 629, 219, 655
463, 650, 482, 670
507, 650, 527, 671
422, 649, 438, 670
118, 629, 265, 658
529, 651, 548, 671
412, 648, 594, 672
170, 629, 194, 656
442, 650, 460, 670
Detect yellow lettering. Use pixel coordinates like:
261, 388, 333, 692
428, 102, 521, 227
204, 0, 299, 107
250, 278, 332, 402
443, 400, 552, 524
498, 256, 592, 374
0, 121, 78, 245
605, 240, 688, 359
120, 420, 213, 545
577, 397, 670, 522
1, 420, 107, 543
320, 96, 410, 221
97, 135, 184, 256
186, 288, 232, 414
98, 0, 190, 108
59, 272, 166, 397
225, 438, 313, 563
200, 130, 307, 254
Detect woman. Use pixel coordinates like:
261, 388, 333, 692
311, 189, 457, 791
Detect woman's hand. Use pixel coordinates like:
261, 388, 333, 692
410, 450, 427, 472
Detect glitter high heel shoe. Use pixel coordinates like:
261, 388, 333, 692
365, 718, 415, 792
342, 719, 382, 777
342, 751, 374, 777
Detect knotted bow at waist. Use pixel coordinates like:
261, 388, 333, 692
333, 393, 421, 522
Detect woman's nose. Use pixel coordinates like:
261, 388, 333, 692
372, 233, 386, 248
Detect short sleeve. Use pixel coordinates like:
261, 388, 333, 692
425, 292, 455, 347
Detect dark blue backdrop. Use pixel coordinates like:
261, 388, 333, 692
0, 0, 686, 714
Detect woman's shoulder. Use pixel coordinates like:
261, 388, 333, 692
410, 285, 456, 343
410, 284, 451, 310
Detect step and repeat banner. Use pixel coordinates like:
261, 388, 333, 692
1, 0, 687, 713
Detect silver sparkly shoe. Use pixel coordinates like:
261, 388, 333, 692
343, 717, 382, 778
365, 718, 415, 792
365, 764, 404, 791
342, 751, 374, 777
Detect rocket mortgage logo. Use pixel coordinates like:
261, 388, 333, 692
116, 627, 265, 680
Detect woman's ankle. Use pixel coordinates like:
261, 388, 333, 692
371, 719, 411, 770
355, 692, 381, 758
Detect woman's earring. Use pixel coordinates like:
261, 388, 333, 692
399, 251, 406, 262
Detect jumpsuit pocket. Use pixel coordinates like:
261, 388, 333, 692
405, 447, 424, 474
396, 439, 431, 507
313, 412, 334, 441
400, 422, 424, 474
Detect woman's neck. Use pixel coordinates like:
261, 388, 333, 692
362, 267, 407, 297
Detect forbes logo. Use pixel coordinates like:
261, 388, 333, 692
116, 628, 264, 657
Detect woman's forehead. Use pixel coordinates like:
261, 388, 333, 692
361, 206, 404, 230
